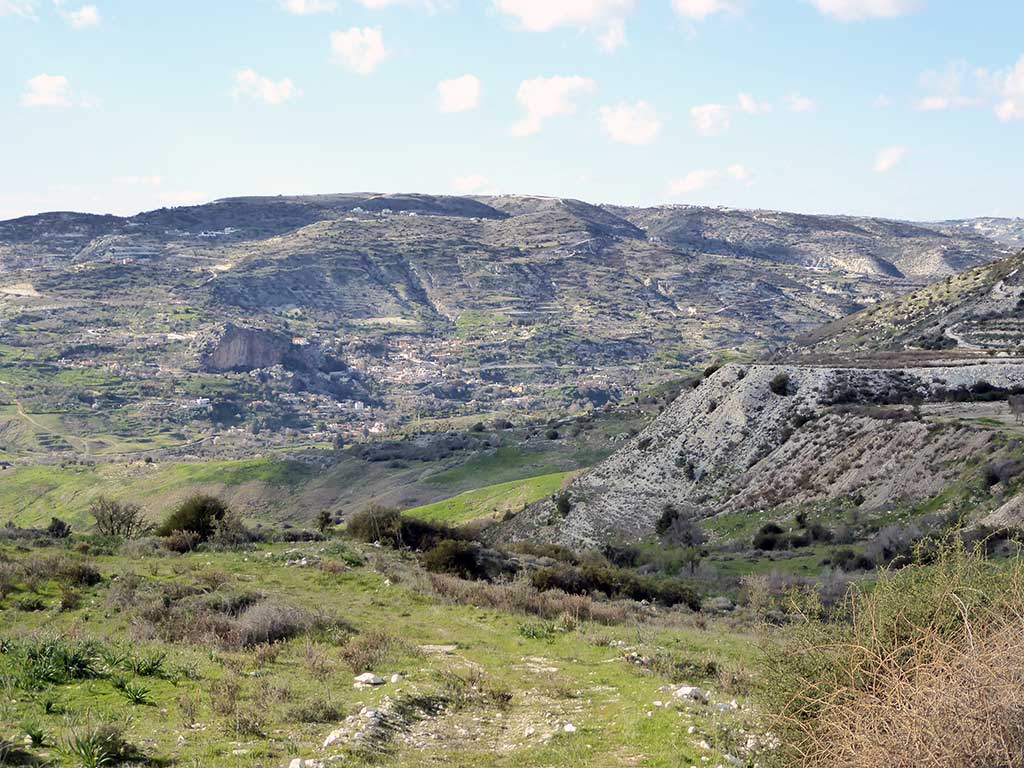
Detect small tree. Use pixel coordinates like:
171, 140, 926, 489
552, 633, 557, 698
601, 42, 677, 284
769, 373, 791, 396
46, 517, 72, 539
156, 495, 230, 541
90, 497, 151, 539
655, 504, 680, 536
316, 509, 334, 535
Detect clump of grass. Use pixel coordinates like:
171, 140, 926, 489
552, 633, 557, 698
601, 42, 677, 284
60, 723, 135, 768
226, 709, 265, 737
763, 541, 1024, 768
22, 719, 46, 747
112, 677, 153, 706
439, 668, 513, 710
288, 698, 344, 723
209, 676, 242, 716
6, 637, 103, 690
15, 595, 46, 612
339, 631, 400, 673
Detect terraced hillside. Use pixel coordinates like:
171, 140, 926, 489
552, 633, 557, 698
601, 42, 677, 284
0, 194, 1008, 460
795, 249, 1024, 356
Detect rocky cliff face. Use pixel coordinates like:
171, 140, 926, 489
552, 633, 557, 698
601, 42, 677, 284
498, 361, 1024, 546
196, 323, 292, 373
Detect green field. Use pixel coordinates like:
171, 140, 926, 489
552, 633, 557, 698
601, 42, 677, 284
0, 458, 311, 528
405, 471, 576, 524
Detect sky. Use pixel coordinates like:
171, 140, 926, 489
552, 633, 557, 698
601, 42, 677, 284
1, 0, 1022, 222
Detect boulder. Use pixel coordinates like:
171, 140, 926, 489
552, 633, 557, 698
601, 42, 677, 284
353, 672, 384, 686
673, 685, 709, 704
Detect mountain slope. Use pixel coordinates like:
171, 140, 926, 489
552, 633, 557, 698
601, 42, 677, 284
794, 249, 1024, 356
0, 194, 1008, 460
497, 360, 1024, 546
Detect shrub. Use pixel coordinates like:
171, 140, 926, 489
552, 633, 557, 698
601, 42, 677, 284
346, 505, 458, 551
156, 495, 230, 541
553, 492, 572, 518
90, 497, 151, 539
346, 505, 401, 543
46, 517, 72, 539
421, 539, 482, 580
230, 599, 321, 647
316, 508, 334, 534
529, 562, 699, 609
208, 512, 257, 548
289, 699, 344, 723
61, 724, 136, 768
753, 523, 785, 551
655, 504, 680, 536
763, 542, 1024, 768
162, 529, 202, 553
769, 372, 791, 396
339, 631, 399, 673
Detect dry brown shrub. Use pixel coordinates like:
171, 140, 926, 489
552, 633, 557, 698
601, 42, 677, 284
765, 542, 1024, 768
423, 571, 652, 625
339, 631, 402, 673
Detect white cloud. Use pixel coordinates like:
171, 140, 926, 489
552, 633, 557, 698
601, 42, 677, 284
874, 145, 908, 173
737, 92, 772, 115
21, 74, 72, 107
58, 3, 99, 27
330, 27, 389, 75
438, 74, 481, 113
597, 17, 625, 52
671, 0, 736, 20
785, 93, 818, 112
453, 174, 488, 194
726, 163, 752, 182
511, 75, 596, 137
992, 55, 1024, 122
281, 0, 336, 13
669, 162, 753, 196
599, 101, 662, 145
915, 60, 981, 112
873, 93, 892, 109
668, 169, 721, 195
494, 0, 634, 52
912, 57, 1024, 121
0, 1, 37, 17
809, 0, 921, 21
232, 68, 298, 105
690, 103, 731, 136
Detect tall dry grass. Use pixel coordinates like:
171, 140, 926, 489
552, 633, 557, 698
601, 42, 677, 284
764, 541, 1024, 768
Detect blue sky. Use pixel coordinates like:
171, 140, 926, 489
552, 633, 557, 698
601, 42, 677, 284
1, 0, 1021, 221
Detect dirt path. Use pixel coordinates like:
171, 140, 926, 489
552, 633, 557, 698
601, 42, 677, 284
13, 398, 91, 456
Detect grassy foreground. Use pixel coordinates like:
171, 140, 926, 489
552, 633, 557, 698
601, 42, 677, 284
0, 537, 763, 768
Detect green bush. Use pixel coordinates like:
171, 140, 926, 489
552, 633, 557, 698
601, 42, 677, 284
530, 562, 699, 609
346, 505, 459, 551
156, 495, 230, 541
769, 372, 791, 396
421, 539, 482, 580
753, 522, 785, 551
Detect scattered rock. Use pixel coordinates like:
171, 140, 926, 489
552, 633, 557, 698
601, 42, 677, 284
673, 685, 709, 704
353, 672, 385, 687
